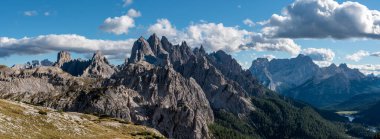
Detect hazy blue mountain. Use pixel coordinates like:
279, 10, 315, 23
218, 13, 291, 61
250, 55, 380, 108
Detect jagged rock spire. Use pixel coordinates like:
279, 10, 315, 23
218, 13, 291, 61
161, 36, 172, 52
147, 33, 168, 56
128, 36, 155, 64
83, 50, 115, 78
55, 51, 72, 67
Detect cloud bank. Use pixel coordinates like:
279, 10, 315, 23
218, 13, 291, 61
302, 48, 335, 61
0, 34, 134, 59
262, 0, 380, 39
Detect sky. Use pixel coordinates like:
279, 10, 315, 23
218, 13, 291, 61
1, 0, 380, 75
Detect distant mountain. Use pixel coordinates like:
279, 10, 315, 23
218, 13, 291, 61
250, 55, 380, 108
250, 55, 319, 92
0, 34, 353, 138
11, 59, 54, 69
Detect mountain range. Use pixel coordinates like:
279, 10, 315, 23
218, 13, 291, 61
250, 55, 380, 109
0, 34, 378, 138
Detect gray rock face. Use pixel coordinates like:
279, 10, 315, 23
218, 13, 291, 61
112, 62, 213, 138
55, 51, 72, 67
54, 51, 115, 78
128, 37, 156, 64
0, 61, 213, 139
82, 51, 116, 78
157, 37, 256, 115
250, 55, 320, 92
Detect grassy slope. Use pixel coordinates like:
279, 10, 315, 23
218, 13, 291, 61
0, 99, 164, 139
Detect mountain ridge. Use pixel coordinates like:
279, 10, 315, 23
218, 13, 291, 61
0, 34, 354, 138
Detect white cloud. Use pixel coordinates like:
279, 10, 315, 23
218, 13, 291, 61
348, 64, 380, 75
345, 50, 370, 62
243, 18, 255, 27
314, 61, 333, 67
99, 9, 141, 35
244, 33, 301, 55
127, 9, 141, 18
0, 34, 134, 59
123, 0, 133, 7
302, 48, 335, 61
148, 19, 301, 55
183, 23, 252, 52
262, 54, 276, 61
24, 11, 38, 16
147, 19, 177, 37
262, 0, 380, 39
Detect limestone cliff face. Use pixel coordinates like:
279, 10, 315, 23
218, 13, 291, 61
55, 51, 72, 67
82, 51, 116, 78
54, 50, 115, 78
0, 61, 213, 139
156, 36, 257, 115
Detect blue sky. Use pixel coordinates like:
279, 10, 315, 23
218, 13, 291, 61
1, 0, 380, 74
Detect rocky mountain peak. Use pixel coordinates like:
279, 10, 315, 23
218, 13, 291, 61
55, 51, 72, 67
295, 54, 314, 63
339, 63, 349, 69
82, 51, 115, 78
128, 37, 156, 64
147, 34, 168, 56
193, 45, 206, 56
92, 51, 105, 61
160, 36, 172, 52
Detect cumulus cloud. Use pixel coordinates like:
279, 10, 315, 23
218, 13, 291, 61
345, 50, 370, 62
302, 48, 335, 61
243, 18, 255, 27
244, 33, 301, 55
183, 23, 253, 52
147, 19, 178, 37
348, 64, 380, 75
24, 11, 38, 16
0, 34, 134, 59
262, 0, 380, 39
99, 9, 141, 35
123, 0, 133, 6
148, 19, 301, 55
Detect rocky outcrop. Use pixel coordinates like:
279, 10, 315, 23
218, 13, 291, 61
55, 51, 72, 67
82, 51, 116, 78
112, 61, 213, 138
127, 37, 156, 64
54, 50, 116, 78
